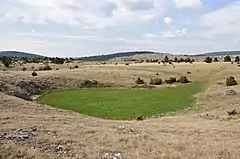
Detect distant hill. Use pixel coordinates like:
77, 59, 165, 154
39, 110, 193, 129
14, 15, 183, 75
194, 51, 240, 57
78, 51, 156, 61
0, 51, 45, 58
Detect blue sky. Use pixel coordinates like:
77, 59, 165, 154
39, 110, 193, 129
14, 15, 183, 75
0, 0, 239, 57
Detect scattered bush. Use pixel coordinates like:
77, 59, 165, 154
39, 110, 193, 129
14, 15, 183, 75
156, 73, 159, 75
187, 71, 192, 74
56, 68, 59, 70
226, 76, 238, 86
32, 71, 37, 76
179, 76, 189, 83
22, 67, 27, 71
125, 63, 129, 65
135, 78, 145, 84
165, 77, 177, 84
150, 78, 162, 85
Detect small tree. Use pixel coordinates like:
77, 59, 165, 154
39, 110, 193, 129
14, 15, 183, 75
235, 56, 240, 62
179, 58, 185, 63
205, 57, 212, 63
164, 56, 169, 63
135, 78, 145, 84
2, 56, 12, 67
224, 55, 231, 62
214, 57, 219, 62
174, 57, 178, 63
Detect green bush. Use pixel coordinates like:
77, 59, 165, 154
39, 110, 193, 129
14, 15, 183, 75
135, 78, 145, 84
226, 76, 238, 86
150, 78, 162, 85
179, 76, 189, 83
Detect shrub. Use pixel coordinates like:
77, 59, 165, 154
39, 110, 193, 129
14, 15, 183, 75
32, 71, 37, 76
22, 67, 27, 71
56, 68, 59, 70
125, 63, 129, 65
136, 115, 144, 121
73, 65, 79, 69
226, 76, 238, 86
187, 71, 192, 74
31, 66, 35, 71
165, 77, 177, 84
135, 78, 145, 84
179, 76, 189, 83
81, 80, 99, 88
43, 65, 52, 71
149, 78, 162, 85
227, 110, 238, 116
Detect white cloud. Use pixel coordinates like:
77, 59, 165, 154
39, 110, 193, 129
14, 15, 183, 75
201, 1, 240, 36
164, 16, 173, 25
0, 0, 166, 29
160, 28, 187, 38
172, 0, 202, 9
143, 33, 159, 38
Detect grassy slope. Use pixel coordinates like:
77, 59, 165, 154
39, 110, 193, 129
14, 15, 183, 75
40, 83, 203, 119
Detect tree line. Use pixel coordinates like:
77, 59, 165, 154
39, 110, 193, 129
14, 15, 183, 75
204, 55, 240, 63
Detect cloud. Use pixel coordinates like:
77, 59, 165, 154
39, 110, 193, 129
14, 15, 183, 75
201, 1, 240, 36
164, 16, 173, 25
143, 33, 159, 38
0, 0, 166, 29
160, 29, 187, 38
172, 0, 202, 9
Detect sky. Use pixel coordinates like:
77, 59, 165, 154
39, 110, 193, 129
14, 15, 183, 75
0, 0, 239, 57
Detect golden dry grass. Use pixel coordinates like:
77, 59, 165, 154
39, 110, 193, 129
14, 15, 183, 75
1, 62, 240, 159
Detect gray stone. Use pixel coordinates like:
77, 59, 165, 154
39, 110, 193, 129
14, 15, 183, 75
102, 153, 123, 159
225, 89, 237, 96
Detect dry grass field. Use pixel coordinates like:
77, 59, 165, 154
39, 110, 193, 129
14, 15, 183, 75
1, 62, 240, 159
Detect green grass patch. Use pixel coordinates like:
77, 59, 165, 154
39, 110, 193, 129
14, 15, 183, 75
40, 83, 203, 120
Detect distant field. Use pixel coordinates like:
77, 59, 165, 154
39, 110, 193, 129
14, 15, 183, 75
40, 82, 203, 119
